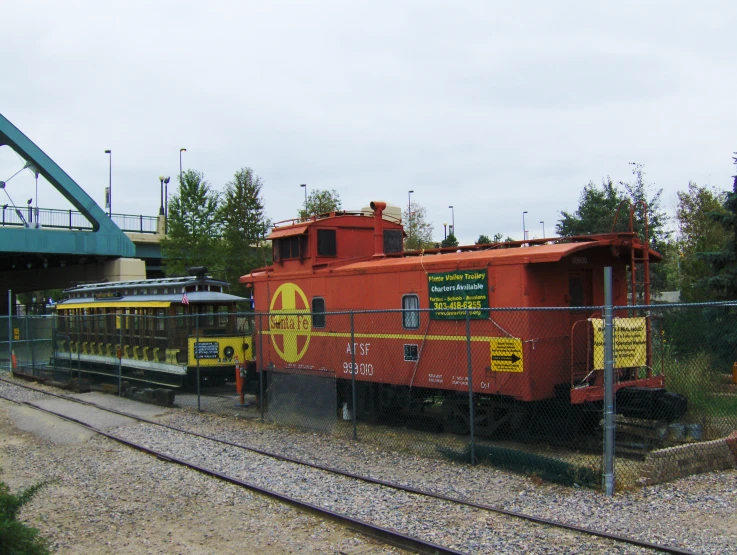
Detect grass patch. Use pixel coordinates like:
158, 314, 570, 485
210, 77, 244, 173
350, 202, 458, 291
660, 351, 737, 436
440, 444, 600, 488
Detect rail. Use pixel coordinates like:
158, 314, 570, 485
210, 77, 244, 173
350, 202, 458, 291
0, 205, 159, 234
0, 378, 702, 555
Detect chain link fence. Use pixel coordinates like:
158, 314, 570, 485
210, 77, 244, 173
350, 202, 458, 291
2, 302, 736, 490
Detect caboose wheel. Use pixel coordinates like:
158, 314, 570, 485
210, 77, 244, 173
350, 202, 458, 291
442, 399, 470, 435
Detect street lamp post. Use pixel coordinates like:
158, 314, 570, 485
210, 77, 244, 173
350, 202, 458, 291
159, 176, 170, 216
444, 222, 447, 241
522, 211, 528, 242
300, 183, 307, 206
408, 190, 414, 245
448, 206, 454, 237
540, 220, 545, 238
177, 148, 186, 218
104, 150, 112, 217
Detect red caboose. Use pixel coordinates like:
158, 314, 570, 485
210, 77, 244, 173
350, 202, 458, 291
241, 201, 684, 435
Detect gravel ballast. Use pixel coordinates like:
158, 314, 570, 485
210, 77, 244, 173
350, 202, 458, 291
1, 378, 736, 554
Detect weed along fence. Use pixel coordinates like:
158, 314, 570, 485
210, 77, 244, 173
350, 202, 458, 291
2, 301, 736, 493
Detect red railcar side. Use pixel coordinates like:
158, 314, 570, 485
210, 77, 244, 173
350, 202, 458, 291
242, 201, 683, 428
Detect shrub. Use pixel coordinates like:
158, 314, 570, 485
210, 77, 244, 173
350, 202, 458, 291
0, 476, 50, 555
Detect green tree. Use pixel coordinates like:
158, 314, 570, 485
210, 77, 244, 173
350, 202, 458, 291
219, 167, 271, 300
299, 189, 342, 219
441, 232, 459, 248
698, 154, 737, 299
476, 233, 511, 245
162, 170, 223, 277
404, 201, 434, 250
557, 165, 671, 295
673, 182, 728, 301
556, 177, 626, 236
620, 163, 669, 246
619, 163, 671, 293
682, 155, 737, 366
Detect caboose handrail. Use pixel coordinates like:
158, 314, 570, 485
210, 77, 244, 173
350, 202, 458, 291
272, 209, 403, 229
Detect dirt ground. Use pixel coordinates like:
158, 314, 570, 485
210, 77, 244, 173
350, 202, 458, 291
0, 399, 401, 554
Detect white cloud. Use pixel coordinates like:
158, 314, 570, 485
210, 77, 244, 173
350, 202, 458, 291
1, 0, 735, 246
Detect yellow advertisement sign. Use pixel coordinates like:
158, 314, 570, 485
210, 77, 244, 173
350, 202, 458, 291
591, 317, 647, 370
489, 338, 524, 372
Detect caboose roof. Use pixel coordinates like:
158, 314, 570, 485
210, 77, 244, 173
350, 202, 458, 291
339, 236, 657, 273
243, 232, 660, 283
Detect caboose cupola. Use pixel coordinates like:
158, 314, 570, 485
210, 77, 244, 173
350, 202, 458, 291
266, 202, 404, 273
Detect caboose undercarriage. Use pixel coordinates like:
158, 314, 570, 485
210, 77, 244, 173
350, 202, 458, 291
249, 371, 687, 440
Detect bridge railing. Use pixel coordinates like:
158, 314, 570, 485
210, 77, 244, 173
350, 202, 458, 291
0, 205, 158, 234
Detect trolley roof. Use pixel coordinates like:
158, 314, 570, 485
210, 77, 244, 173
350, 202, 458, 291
57, 276, 247, 308
61, 276, 230, 294
55, 291, 246, 309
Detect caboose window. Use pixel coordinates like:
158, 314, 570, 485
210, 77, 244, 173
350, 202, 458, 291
402, 294, 420, 329
278, 236, 301, 259
383, 229, 403, 254
317, 229, 337, 256
312, 297, 326, 328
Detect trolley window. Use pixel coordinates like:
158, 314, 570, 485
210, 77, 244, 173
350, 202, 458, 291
402, 294, 420, 329
156, 309, 166, 331
312, 297, 326, 328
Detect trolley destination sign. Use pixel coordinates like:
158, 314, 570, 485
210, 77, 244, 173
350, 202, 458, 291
193, 341, 220, 359
428, 270, 489, 320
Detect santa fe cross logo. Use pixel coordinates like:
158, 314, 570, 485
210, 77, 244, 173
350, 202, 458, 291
268, 283, 312, 363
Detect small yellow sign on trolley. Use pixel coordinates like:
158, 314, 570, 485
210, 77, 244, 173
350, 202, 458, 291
13, 328, 19, 340
489, 338, 524, 372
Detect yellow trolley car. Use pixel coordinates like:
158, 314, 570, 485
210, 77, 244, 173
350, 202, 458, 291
53, 275, 253, 387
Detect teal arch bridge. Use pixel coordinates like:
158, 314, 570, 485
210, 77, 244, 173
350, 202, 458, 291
1, 112, 165, 313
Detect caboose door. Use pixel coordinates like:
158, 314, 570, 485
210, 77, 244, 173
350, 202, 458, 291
568, 269, 594, 383
568, 269, 592, 310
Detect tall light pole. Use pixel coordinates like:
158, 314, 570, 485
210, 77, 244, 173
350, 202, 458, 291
444, 222, 447, 241
104, 150, 112, 217
522, 211, 528, 242
449, 205, 454, 237
300, 183, 307, 207
408, 190, 414, 245
540, 220, 545, 238
159, 176, 170, 216
178, 148, 186, 218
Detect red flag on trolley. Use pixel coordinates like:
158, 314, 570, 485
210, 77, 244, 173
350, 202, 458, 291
181, 288, 189, 305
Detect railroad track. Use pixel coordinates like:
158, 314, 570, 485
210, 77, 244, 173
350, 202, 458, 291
0, 377, 699, 555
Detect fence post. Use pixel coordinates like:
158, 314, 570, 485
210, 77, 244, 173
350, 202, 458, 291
76, 314, 81, 379
350, 311, 357, 440
196, 311, 201, 412
466, 309, 475, 465
258, 312, 264, 422
7, 289, 12, 372
118, 323, 123, 396
603, 266, 615, 496
29, 315, 35, 371
25, 313, 30, 373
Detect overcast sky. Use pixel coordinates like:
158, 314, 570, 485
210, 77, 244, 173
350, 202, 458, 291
2, 1, 735, 245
